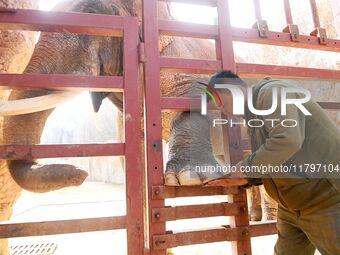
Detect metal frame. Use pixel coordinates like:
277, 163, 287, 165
0, 0, 339, 254
0, 8, 144, 255
144, 0, 340, 255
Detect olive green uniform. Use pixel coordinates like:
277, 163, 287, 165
242, 78, 340, 255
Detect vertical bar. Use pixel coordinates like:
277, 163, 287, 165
223, 116, 252, 255
123, 17, 145, 255
217, 1, 252, 254
216, 0, 236, 72
253, 0, 262, 21
143, 0, 166, 255
283, 0, 293, 24
309, 0, 321, 28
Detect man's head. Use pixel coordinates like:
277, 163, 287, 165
208, 70, 248, 115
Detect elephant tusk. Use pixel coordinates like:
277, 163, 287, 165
0, 91, 80, 116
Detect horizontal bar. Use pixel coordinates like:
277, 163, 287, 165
0, 216, 126, 238
153, 226, 241, 249
232, 28, 340, 52
158, 0, 217, 6
152, 202, 244, 222
250, 221, 277, 237
158, 20, 340, 52
160, 57, 221, 74
153, 222, 277, 249
152, 185, 240, 200
0, 143, 125, 160
237, 63, 340, 79
161, 97, 199, 111
0, 74, 123, 92
0, 8, 125, 36
159, 20, 218, 39
161, 97, 340, 112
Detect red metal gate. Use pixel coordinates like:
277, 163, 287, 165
0, 8, 144, 255
143, 0, 340, 255
0, 0, 340, 255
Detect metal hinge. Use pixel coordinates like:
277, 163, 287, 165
138, 42, 146, 63
252, 20, 269, 38
310, 27, 327, 45
283, 24, 300, 42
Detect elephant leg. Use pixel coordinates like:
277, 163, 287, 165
247, 186, 263, 221
260, 185, 278, 220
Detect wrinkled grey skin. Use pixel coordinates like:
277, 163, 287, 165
4, 0, 127, 192
165, 112, 224, 185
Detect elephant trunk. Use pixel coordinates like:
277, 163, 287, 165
3, 33, 89, 193
8, 161, 88, 193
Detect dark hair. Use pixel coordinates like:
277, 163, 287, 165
209, 70, 247, 88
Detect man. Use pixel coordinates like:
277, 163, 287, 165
207, 70, 340, 255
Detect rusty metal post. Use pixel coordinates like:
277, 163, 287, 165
216, 0, 252, 254
123, 17, 145, 254
142, 0, 166, 254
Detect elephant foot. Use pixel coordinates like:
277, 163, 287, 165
164, 162, 224, 186
249, 210, 262, 222
9, 161, 88, 193
165, 166, 202, 186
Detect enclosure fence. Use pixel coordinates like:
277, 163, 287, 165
0, 0, 340, 254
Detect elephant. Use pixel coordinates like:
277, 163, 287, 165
1, 0, 276, 220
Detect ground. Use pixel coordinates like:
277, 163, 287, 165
7, 182, 320, 255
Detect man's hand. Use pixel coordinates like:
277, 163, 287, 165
205, 161, 248, 186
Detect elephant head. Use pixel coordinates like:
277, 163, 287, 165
2, 0, 142, 192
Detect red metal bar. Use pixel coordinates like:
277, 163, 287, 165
0, 216, 126, 238
249, 221, 277, 237
309, 0, 321, 28
159, 20, 218, 39
0, 8, 124, 36
236, 63, 340, 79
217, 0, 236, 71
283, 0, 293, 24
0, 143, 125, 160
151, 185, 240, 199
143, 0, 166, 254
253, 0, 263, 21
161, 97, 339, 112
123, 17, 145, 255
158, 21, 340, 52
216, 0, 252, 253
0, 74, 123, 92
160, 57, 221, 74
153, 227, 241, 249
151, 202, 244, 222
222, 115, 252, 255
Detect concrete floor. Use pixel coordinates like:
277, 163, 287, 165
6, 182, 320, 255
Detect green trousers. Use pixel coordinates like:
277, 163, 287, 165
274, 202, 340, 255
